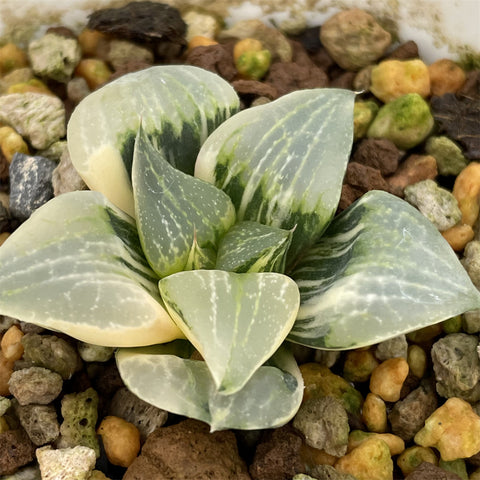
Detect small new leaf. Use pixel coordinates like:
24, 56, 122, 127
216, 221, 293, 273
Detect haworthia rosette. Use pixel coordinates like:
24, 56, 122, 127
0, 191, 182, 346
159, 270, 300, 394
289, 190, 480, 349
132, 125, 236, 277
68, 65, 239, 216
195, 88, 355, 264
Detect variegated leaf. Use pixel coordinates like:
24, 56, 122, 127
116, 342, 303, 431
289, 190, 480, 349
132, 125, 236, 278
0, 191, 182, 346
184, 232, 216, 271
158, 270, 300, 394
68, 65, 239, 216
195, 88, 355, 264
216, 221, 293, 273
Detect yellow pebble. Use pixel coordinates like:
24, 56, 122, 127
7, 78, 52, 96
97, 416, 140, 468
370, 59, 430, 103
415, 397, 480, 461
362, 393, 387, 433
78, 29, 109, 57
452, 162, 480, 227
187, 35, 218, 51
335, 437, 393, 480
428, 59, 466, 96
74, 59, 112, 90
407, 344, 427, 379
348, 430, 405, 456
0, 352, 14, 396
0, 232, 10, 247
0, 126, 29, 163
233, 38, 264, 62
397, 446, 438, 476
0, 415, 9, 433
343, 348, 379, 383
0, 43, 28, 76
369, 357, 409, 402
300, 443, 337, 469
1, 325, 24, 362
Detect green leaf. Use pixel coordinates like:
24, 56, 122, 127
184, 231, 217, 271
0, 191, 182, 347
158, 270, 300, 395
195, 88, 355, 264
116, 343, 303, 431
132, 125, 236, 278
68, 65, 240, 216
289, 190, 480, 350
216, 221, 293, 273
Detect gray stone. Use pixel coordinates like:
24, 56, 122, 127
462, 241, 480, 288
375, 335, 408, 361
14, 402, 59, 446
0, 93, 65, 149
320, 8, 391, 71
292, 396, 349, 457
404, 179, 462, 231
425, 135, 469, 176
52, 149, 87, 196
58, 388, 99, 457
36, 445, 96, 480
109, 387, 168, 442
309, 465, 357, 480
22, 333, 81, 380
28, 32, 81, 83
432, 333, 480, 402
0, 395, 11, 416
388, 381, 438, 441
66, 77, 90, 104
9, 153, 56, 221
8, 367, 63, 406
107, 39, 154, 71
77, 342, 114, 363
0, 464, 41, 479
463, 309, 480, 334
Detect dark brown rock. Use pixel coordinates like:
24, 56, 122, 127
405, 461, 462, 479
249, 425, 305, 480
352, 138, 401, 176
329, 71, 356, 89
123, 418, 251, 480
458, 69, 480, 99
389, 381, 438, 441
186, 44, 237, 82
87, 1, 186, 45
0, 429, 35, 475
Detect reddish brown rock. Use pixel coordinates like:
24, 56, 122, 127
0, 429, 36, 475
405, 461, 462, 479
386, 40, 419, 60
352, 138, 401, 176
249, 425, 305, 480
231, 79, 278, 101
344, 162, 389, 193
186, 44, 237, 81
386, 154, 438, 197
123, 418, 251, 480
338, 184, 364, 211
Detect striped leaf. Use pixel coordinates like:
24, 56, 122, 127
216, 221, 293, 273
0, 191, 182, 347
116, 342, 303, 431
132, 125, 236, 278
195, 88, 355, 264
289, 190, 480, 350
158, 270, 300, 395
68, 65, 239, 216
184, 233, 216, 271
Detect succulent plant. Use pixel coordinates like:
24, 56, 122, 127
0, 65, 478, 430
